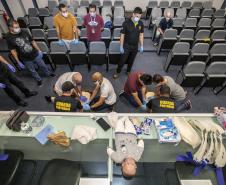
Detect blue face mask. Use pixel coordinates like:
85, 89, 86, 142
134, 17, 140, 22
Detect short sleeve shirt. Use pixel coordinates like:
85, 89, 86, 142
6, 31, 38, 61
100, 78, 117, 105
54, 96, 82, 112
54, 13, 77, 40
146, 97, 176, 113
83, 14, 104, 42
124, 72, 143, 95
159, 18, 173, 31
121, 18, 144, 49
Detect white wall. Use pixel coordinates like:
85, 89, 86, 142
6, 0, 26, 19
213, 0, 224, 9
36, 0, 49, 8
0, 1, 8, 33
21, 0, 35, 14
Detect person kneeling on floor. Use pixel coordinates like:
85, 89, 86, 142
83, 72, 117, 111
107, 117, 144, 179
45, 81, 83, 112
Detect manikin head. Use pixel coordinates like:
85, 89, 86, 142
132, 7, 142, 23
72, 72, 82, 85
121, 158, 137, 179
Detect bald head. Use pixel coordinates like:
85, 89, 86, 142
92, 72, 103, 82
121, 158, 137, 179
72, 72, 82, 85
165, 11, 171, 20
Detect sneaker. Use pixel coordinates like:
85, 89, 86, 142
153, 42, 158, 46
184, 100, 192, 110
25, 91, 38, 98
113, 73, 119, 79
37, 80, 42, 86
119, 90, 125, 97
50, 73, 55, 77
45, 96, 52, 103
17, 100, 28, 107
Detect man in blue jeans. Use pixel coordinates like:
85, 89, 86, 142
6, 19, 55, 86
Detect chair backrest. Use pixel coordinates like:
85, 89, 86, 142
68, 7, 75, 14
21, 28, 32, 36
179, 29, 194, 39
103, 0, 112, 7
114, 0, 124, 7
113, 17, 125, 26
173, 18, 184, 27
210, 43, 226, 54
36, 41, 49, 53
159, 1, 169, 8
52, 7, 59, 16
44, 16, 54, 29
192, 1, 203, 9
211, 18, 225, 27
28, 8, 39, 17
101, 28, 111, 38
211, 30, 226, 40
191, 43, 209, 54
102, 7, 112, 16
29, 17, 42, 26
181, 1, 192, 9
183, 61, 206, 74
198, 18, 211, 27
80, 28, 87, 38
148, 1, 158, 8
201, 9, 214, 17
91, 0, 101, 7
195, 30, 210, 40
32, 29, 46, 38
39, 8, 50, 17
48, 0, 58, 13
206, 62, 226, 75
71, 0, 79, 12
214, 9, 225, 18
164, 8, 174, 17
47, 28, 58, 38
114, 7, 124, 18
109, 41, 120, 54
189, 9, 200, 17
163, 29, 177, 38
80, 0, 89, 7
151, 8, 162, 20
113, 28, 122, 39
176, 8, 187, 19
69, 41, 86, 54
77, 7, 87, 17
170, 1, 180, 8
184, 18, 197, 27
202, 1, 213, 9
59, 0, 68, 6
89, 41, 106, 54
172, 42, 190, 54
17, 17, 29, 28
50, 41, 68, 53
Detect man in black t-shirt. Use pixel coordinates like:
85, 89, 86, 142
6, 20, 54, 86
45, 81, 83, 112
113, 7, 144, 79
0, 55, 37, 106
154, 11, 173, 46
146, 85, 191, 113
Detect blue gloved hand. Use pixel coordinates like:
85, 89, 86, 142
83, 103, 91, 111
18, 61, 25, 69
71, 39, 79, 45
0, 83, 6, 89
140, 46, 144, 53
140, 104, 147, 111
58, 40, 65, 46
7, 64, 16, 72
120, 46, 124, 54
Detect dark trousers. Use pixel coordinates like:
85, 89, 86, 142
175, 99, 188, 113
90, 96, 113, 111
122, 90, 143, 107
116, 50, 138, 73
0, 72, 30, 103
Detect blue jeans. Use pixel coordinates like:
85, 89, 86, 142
122, 90, 143, 107
24, 52, 51, 81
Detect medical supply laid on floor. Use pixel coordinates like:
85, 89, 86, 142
48, 131, 70, 147
35, 124, 54, 145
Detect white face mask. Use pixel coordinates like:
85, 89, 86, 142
94, 81, 100, 85
13, 28, 21, 34
62, 12, 68, 17
90, 12, 96, 17
134, 17, 140, 22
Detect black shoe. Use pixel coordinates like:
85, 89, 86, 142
119, 90, 125, 97
184, 100, 192, 110
37, 81, 42, 86
17, 100, 28, 107
25, 91, 38, 98
50, 73, 55, 77
45, 96, 52, 103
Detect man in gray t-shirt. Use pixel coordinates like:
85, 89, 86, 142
107, 117, 144, 179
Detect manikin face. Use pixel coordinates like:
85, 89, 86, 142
121, 158, 137, 177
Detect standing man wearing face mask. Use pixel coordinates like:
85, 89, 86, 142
113, 7, 144, 79
6, 20, 54, 86
153, 11, 173, 46
54, 3, 79, 49
83, 4, 104, 42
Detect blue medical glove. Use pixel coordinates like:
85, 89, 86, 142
83, 103, 91, 111
120, 46, 124, 54
71, 39, 79, 45
7, 64, 16, 72
140, 104, 147, 111
0, 83, 6, 89
58, 40, 65, 46
18, 61, 25, 69
140, 46, 144, 53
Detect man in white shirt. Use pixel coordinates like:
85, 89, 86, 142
84, 72, 116, 111
54, 72, 82, 96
